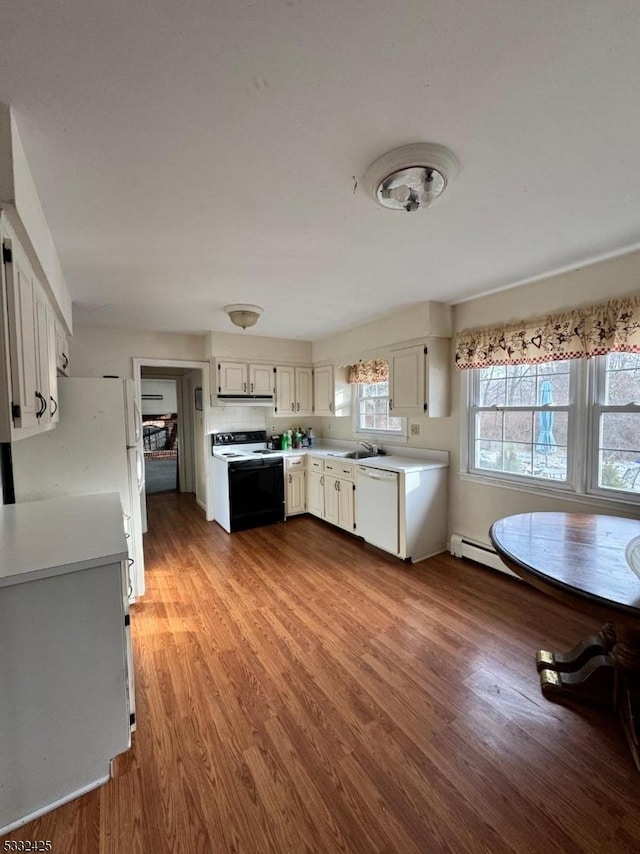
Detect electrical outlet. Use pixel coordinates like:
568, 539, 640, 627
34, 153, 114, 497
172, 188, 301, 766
410, 423, 420, 436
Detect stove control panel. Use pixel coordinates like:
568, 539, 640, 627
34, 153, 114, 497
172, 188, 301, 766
212, 430, 267, 448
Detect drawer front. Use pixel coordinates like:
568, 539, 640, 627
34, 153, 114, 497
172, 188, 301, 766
286, 456, 305, 470
324, 460, 354, 480
308, 457, 324, 472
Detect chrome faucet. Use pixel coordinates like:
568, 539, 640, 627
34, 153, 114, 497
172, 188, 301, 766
359, 441, 376, 453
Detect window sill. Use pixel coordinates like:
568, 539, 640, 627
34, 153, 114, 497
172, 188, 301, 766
459, 471, 640, 511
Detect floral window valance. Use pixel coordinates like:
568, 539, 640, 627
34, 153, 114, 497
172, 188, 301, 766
348, 358, 389, 384
455, 294, 640, 370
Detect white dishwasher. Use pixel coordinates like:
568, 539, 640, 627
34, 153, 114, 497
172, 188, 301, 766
356, 466, 399, 555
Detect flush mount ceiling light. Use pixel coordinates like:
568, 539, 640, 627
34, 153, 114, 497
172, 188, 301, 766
362, 143, 458, 213
224, 303, 263, 330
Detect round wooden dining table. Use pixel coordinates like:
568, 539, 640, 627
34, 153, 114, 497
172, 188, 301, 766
490, 511, 640, 771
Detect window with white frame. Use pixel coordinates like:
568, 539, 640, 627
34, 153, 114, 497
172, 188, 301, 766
348, 357, 406, 436
468, 353, 640, 502
355, 380, 405, 435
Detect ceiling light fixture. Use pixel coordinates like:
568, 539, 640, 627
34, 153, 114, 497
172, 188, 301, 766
362, 143, 458, 213
224, 303, 263, 330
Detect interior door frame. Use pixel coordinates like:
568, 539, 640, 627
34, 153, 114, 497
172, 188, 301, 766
133, 357, 212, 521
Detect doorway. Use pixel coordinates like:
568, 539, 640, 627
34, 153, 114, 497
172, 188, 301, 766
133, 358, 213, 528
141, 375, 179, 494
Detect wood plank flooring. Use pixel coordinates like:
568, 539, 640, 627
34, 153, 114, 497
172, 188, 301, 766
5, 493, 640, 853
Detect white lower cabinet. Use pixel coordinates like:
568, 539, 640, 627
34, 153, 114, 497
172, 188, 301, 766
285, 457, 306, 516
323, 459, 355, 532
0, 494, 133, 836
307, 465, 325, 518
306, 457, 355, 533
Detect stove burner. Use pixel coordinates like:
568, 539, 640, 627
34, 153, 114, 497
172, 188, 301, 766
252, 449, 276, 455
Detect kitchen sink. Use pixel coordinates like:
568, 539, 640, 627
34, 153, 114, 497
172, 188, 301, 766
329, 451, 377, 459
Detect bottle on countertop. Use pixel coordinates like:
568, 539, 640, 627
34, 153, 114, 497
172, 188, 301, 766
280, 433, 287, 451
307, 427, 315, 446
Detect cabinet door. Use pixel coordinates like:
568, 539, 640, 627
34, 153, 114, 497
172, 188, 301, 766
389, 345, 426, 416
33, 281, 51, 426
47, 306, 59, 424
323, 475, 340, 525
307, 470, 325, 518
313, 364, 334, 415
274, 365, 295, 415
295, 366, 313, 416
56, 325, 70, 376
217, 361, 247, 395
286, 469, 306, 516
4, 242, 39, 429
424, 338, 451, 418
249, 363, 274, 395
337, 478, 355, 532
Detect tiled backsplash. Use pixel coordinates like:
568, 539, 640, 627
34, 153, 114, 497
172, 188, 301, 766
209, 406, 267, 433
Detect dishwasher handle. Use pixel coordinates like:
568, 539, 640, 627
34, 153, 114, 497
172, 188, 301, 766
357, 467, 397, 481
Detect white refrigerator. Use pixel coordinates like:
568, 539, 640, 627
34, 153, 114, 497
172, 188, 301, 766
11, 377, 146, 601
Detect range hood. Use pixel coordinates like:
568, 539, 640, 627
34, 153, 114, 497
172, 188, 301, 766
214, 394, 274, 407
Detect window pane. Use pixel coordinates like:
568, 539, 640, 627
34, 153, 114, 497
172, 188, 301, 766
474, 409, 568, 481
477, 411, 503, 442
358, 382, 402, 432
600, 412, 640, 453
477, 360, 571, 407
599, 450, 640, 493
604, 353, 640, 405
504, 411, 534, 443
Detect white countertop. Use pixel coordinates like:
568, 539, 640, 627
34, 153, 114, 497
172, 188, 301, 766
283, 446, 449, 473
0, 493, 128, 589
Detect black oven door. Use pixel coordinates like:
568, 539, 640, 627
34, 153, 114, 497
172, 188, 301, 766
227, 458, 285, 532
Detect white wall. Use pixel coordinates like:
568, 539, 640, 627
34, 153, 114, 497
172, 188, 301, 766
312, 301, 451, 364
140, 379, 177, 415
450, 249, 640, 544
70, 326, 207, 379
208, 330, 312, 363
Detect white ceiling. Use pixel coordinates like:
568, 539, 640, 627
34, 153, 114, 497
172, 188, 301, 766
1, 1, 639, 340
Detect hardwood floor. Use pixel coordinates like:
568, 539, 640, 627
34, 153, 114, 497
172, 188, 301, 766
5, 493, 640, 853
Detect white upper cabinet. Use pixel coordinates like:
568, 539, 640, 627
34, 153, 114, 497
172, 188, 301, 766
249, 363, 274, 396
47, 306, 60, 424
217, 360, 248, 395
313, 364, 350, 417
274, 365, 313, 416
33, 279, 52, 426
2, 230, 64, 439
389, 339, 450, 418
4, 238, 39, 430
214, 360, 274, 398
56, 324, 70, 376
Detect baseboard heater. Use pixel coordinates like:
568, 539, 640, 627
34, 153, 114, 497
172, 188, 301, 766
449, 534, 518, 578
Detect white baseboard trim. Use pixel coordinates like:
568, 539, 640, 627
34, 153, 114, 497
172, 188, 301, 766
196, 497, 206, 511
449, 534, 518, 578
0, 774, 109, 836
